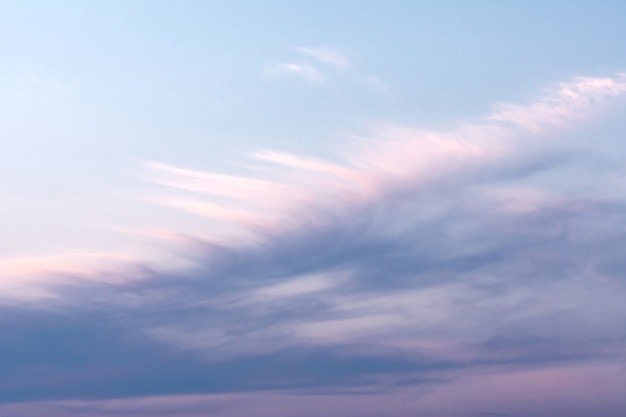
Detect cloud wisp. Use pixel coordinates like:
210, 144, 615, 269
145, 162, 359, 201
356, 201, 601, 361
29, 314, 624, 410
2, 74, 626, 416
294, 46, 350, 69
264, 45, 353, 83
263, 62, 326, 83
264, 45, 389, 91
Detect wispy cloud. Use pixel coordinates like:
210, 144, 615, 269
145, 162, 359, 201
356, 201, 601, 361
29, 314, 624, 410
488, 74, 626, 132
264, 62, 326, 83
2, 74, 626, 414
133, 74, 626, 364
0, 252, 141, 303
265, 45, 388, 91
294, 46, 350, 69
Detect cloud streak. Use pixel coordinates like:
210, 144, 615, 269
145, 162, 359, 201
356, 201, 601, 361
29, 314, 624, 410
294, 46, 350, 69
264, 62, 326, 83
2, 73, 626, 416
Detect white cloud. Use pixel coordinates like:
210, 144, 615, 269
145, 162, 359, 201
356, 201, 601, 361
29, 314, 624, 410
253, 271, 342, 301
264, 62, 326, 83
295, 46, 350, 69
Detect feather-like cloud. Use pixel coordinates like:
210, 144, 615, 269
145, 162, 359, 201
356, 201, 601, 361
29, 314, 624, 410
295, 46, 350, 69
264, 62, 326, 83
2, 74, 626, 416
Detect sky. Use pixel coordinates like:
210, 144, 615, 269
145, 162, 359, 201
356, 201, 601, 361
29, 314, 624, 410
2, 1, 626, 416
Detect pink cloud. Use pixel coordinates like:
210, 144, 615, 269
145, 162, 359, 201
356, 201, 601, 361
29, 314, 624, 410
142, 74, 626, 251
489, 74, 626, 132
3, 74, 626, 305
0, 252, 141, 301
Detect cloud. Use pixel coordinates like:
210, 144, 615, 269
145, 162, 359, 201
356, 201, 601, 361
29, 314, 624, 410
133, 74, 626, 362
2, 74, 626, 415
265, 46, 389, 91
488, 74, 626, 132
0, 253, 142, 303
294, 46, 350, 69
2, 362, 626, 417
264, 62, 326, 83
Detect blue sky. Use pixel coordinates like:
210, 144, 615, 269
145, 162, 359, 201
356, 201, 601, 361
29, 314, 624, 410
2, 2, 626, 416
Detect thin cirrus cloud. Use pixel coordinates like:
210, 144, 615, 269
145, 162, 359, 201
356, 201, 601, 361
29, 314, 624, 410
0, 252, 142, 303
144, 73, 626, 248
264, 45, 387, 91
294, 46, 351, 69
263, 62, 326, 83
264, 45, 351, 83
2, 73, 626, 416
